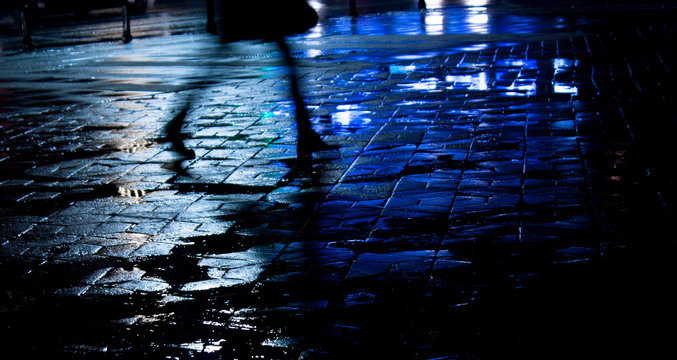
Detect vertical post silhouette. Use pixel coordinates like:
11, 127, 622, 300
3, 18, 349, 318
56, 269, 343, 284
206, 0, 217, 34
121, 0, 132, 43
349, 0, 358, 17
20, 0, 34, 50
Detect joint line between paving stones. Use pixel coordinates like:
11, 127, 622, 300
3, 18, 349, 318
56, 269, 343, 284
519, 107, 529, 244
365, 114, 429, 240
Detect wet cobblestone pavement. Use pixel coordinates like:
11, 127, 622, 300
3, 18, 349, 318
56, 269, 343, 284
2, 1, 677, 359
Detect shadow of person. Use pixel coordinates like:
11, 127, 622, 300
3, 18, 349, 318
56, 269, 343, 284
163, 0, 334, 173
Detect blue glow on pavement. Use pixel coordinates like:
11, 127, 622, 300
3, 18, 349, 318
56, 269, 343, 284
553, 58, 579, 72
389, 65, 417, 74
445, 72, 488, 91
553, 83, 579, 95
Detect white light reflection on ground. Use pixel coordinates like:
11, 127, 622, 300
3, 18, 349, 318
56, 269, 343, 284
397, 77, 440, 92
179, 340, 225, 353
552, 58, 580, 94
460, 43, 489, 52
467, 11, 489, 34
392, 58, 545, 97
178, 244, 284, 292
445, 72, 488, 91
306, 49, 325, 58
553, 58, 579, 73
331, 104, 372, 132
553, 83, 579, 94
424, 10, 445, 35
463, 0, 490, 6
504, 82, 537, 96
307, 0, 324, 12
389, 65, 417, 74
425, 0, 446, 9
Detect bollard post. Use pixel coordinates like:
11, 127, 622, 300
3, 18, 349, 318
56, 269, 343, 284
349, 0, 357, 17
206, 0, 217, 34
418, 0, 426, 10
20, 0, 34, 50
121, 0, 132, 43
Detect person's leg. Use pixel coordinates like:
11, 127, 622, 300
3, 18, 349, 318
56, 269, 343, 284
276, 38, 332, 166
206, 0, 217, 34
164, 105, 196, 160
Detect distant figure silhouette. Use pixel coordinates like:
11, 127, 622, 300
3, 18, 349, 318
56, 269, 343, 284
165, 0, 332, 170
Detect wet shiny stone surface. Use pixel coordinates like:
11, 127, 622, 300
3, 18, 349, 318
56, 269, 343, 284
2, 0, 677, 359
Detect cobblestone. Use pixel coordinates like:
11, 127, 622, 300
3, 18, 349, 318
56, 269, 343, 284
2, 1, 677, 359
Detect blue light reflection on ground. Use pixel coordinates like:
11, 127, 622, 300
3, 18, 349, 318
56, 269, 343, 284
300, 4, 575, 65
553, 83, 579, 95
309, 6, 560, 38
445, 72, 488, 91
329, 104, 373, 134
386, 56, 580, 98
389, 65, 417, 74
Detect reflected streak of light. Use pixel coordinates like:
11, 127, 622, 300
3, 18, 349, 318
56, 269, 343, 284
461, 43, 489, 51
424, 12, 444, 35
468, 13, 489, 24
553, 83, 579, 95
445, 72, 488, 91
118, 187, 147, 199
305, 22, 324, 38
507, 82, 537, 96
304, 1, 325, 39
336, 104, 364, 110
397, 78, 439, 92
306, 49, 324, 58
389, 65, 417, 74
497, 59, 538, 69
307, 0, 324, 11
332, 111, 371, 127
467, 14, 489, 34
425, 0, 445, 9
179, 340, 224, 353
463, 0, 489, 6
203, 345, 222, 353
553, 58, 579, 74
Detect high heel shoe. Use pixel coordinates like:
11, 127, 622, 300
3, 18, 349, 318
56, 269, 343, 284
297, 129, 337, 156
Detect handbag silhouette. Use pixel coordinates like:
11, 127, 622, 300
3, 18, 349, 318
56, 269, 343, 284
220, 0, 319, 43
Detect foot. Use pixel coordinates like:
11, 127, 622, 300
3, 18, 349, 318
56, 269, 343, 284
297, 130, 337, 156
173, 145, 196, 160
206, 22, 217, 35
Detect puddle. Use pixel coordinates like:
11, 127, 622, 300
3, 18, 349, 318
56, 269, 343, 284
389, 57, 578, 98
331, 104, 372, 134
117, 186, 149, 199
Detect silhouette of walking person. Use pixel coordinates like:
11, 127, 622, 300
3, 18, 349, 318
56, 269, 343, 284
164, 0, 333, 171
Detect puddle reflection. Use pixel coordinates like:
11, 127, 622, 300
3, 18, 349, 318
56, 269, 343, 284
445, 71, 488, 90
553, 58, 579, 72
424, 11, 445, 35
391, 56, 579, 98
553, 83, 579, 95
331, 104, 372, 133
117, 186, 148, 199
307, 1, 566, 39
